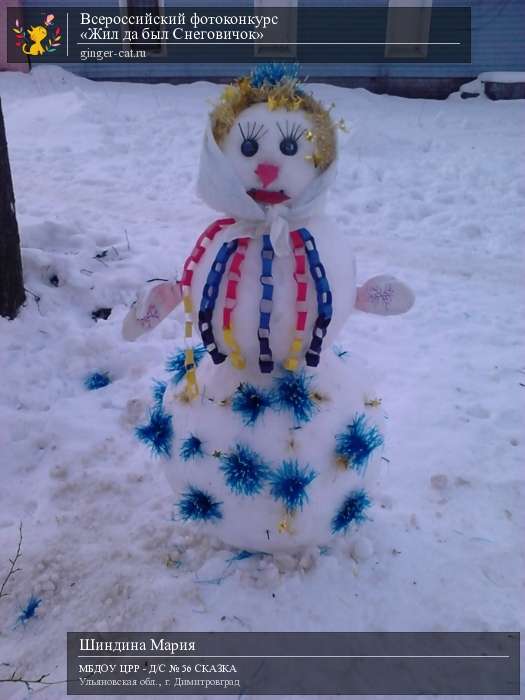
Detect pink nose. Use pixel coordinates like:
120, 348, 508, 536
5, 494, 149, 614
255, 162, 279, 189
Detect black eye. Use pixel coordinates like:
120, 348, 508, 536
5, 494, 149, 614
241, 138, 259, 158
279, 136, 299, 156
277, 122, 306, 157
280, 137, 298, 156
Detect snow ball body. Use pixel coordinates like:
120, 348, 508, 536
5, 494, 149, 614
191, 102, 357, 369
155, 96, 385, 551
187, 214, 356, 370
161, 352, 385, 552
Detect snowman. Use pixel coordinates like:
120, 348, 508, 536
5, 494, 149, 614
123, 64, 414, 553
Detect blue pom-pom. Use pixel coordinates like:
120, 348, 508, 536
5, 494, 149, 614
331, 489, 372, 534
250, 62, 299, 88
152, 379, 167, 406
231, 382, 273, 426
180, 434, 204, 461
335, 413, 383, 473
269, 460, 316, 514
177, 486, 222, 522
165, 345, 206, 385
17, 595, 42, 625
219, 443, 271, 496
273, 370, 316, 425
84, 371, 111, 391
135, 407, 173, 458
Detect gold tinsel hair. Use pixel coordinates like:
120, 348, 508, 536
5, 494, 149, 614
210, 72, 337, 171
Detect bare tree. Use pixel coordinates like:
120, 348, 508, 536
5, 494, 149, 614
0, 669, 51, 691
0, 521, 22, 601
0, 523, 58, 692
0, 97, 25, 319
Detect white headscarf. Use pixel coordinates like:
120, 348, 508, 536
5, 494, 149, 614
196, 123, 337, 257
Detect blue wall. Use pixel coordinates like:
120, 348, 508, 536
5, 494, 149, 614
21, 0, 525, 81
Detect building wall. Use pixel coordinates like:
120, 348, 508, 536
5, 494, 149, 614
12, 0, 525, 85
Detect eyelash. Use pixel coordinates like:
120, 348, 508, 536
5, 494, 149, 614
238, 121, 267, 141
277, 121, 306, 142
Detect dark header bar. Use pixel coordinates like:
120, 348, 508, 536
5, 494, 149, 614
7, 6, 471, 64
67, 631, 519, 695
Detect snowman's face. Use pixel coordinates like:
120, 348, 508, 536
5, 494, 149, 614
220, 102, 319, 204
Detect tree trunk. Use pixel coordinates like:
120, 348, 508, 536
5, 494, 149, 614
0, 97, 25, 319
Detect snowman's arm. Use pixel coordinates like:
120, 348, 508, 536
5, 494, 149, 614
122, 219, 235, 342
122, 280, 182, 341
355, 275, 415, 316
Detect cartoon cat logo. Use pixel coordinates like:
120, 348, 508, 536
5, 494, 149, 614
12, 14, 62, 56
23, 25, 48, 56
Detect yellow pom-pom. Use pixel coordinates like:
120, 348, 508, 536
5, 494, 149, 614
364, 397, 382, 408
335, 455, 348, 470
278, 518, 292, 534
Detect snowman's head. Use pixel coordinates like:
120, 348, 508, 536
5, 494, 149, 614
210, 64, 336, 204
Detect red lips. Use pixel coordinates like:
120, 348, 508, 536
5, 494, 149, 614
248, 189, 290, 205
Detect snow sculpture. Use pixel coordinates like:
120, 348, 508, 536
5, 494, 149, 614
123, 64, 414, 552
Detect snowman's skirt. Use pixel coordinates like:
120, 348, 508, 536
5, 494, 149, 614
156, 351, 386, 553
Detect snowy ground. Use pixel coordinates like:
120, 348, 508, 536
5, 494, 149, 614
0, 66, 524, 700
